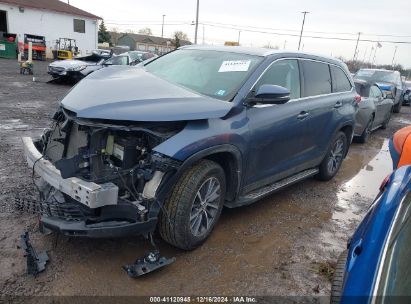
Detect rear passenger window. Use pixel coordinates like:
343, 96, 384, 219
255, 59, 301, 100
301, 60, 332, 97
331, 65, 352, 92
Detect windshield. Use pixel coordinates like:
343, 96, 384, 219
128, 51, 144, 61
144, 49, 263, 101
355, 70, 397, 83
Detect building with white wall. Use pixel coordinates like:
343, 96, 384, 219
0, 0, 100, 58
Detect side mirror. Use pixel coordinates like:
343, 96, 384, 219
382, 91, 387, 99
253, 84, 291, 104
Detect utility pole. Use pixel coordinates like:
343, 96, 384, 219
283, 40, 287, 49
392, 46, 398, 67
238, 30, 241, 45
161, 14, 166, 38
298, 11, 309, 51
194, 0, 199, 44
202, 25, 205, 44
352, 32, 361, 61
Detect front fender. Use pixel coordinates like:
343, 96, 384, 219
155, 143, 243, 204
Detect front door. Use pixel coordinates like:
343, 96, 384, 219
244, 59, 311, 192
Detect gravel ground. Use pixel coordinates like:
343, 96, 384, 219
0, 58, 409, 302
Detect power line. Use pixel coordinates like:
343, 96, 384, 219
201, 23, 411, 45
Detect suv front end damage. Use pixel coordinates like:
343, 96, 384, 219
22, 108, 183, 237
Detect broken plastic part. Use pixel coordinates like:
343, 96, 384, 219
20, 232, 49, 276
123, 250, 175, 278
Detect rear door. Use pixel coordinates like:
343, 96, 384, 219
299, 61, 351, 163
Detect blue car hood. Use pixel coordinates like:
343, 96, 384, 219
60, 66, 233, 122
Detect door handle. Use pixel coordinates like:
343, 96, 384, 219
334, 101, 343, 108
297, 111, 309, 120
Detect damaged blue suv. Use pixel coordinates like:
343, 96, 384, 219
22, 46, 358, 250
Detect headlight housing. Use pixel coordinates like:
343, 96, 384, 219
67, 65, 87, 72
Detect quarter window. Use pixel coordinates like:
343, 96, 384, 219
370, 86, 382, 98
74, 19, 85, 33
331, 65, 352, 93
255, 59, 301, 100
302, 60, 332, 97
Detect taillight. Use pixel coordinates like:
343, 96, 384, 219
355, 95, 361, 104
379, 174, 391, 192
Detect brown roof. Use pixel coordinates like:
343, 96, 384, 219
117, 33, 192, 46
0, 0, 101, 19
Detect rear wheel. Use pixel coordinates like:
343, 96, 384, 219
317, 131, 347, 181
159, 160, 226, 250
331, 250, 348, 304
357, 116, 374, 144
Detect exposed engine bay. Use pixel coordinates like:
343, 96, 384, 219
25, 107, 183, 236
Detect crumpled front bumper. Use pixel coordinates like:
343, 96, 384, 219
22, 137, 119, 209
21, 137, 159, 237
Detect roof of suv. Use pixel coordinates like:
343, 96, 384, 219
179, 45, 344, 66
358, 68, 399, 74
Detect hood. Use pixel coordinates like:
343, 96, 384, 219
50, 59, 97, 69
60, 66, 234, 122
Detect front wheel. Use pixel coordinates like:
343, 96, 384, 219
331, 250, 348, 304
317, 131, 348, 181
159, 160, 226, 250
381, 107, 393, 129
357, 116, 374, 144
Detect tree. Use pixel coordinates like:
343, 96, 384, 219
98, 20, 111, 43
138, 27, 153, 36
263, 43, 279, 49
173, 31, 189, 41
174, 34, 181, 49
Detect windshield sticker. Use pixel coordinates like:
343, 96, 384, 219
218, 60, 251, 72
216, 89, 226, 96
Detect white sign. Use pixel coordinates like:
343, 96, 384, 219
218, 60, 251, 72
0, 44, 5, 51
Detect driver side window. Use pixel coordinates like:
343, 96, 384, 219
255, 59, 301, 100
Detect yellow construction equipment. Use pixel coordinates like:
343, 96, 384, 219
54, 38, 79, 60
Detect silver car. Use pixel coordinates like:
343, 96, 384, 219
354, 80, 394, 143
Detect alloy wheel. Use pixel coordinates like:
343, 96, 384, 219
327, 138, 344, 175
190, 177, 221, 237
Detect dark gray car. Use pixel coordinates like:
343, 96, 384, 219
354, 80, 394, 143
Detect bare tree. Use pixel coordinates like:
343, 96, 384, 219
138, 27, 153, 36
173, 31, 189, 41
263, 43, 279, 49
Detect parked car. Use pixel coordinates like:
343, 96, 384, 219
23, 46, 358, 250
402, 81, 411, 106
331, 165, 411, 303
354, 69, 404, 113
353, 80, 394, 143
48, 50, 155, 82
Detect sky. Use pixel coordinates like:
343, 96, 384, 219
67, 0, 411, 68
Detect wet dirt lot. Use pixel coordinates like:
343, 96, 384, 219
0, 58, 408, 300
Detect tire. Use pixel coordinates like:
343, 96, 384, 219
159, 159, 226, 250
393, 95, 402, 113
357, 116, 374, 144
317, 131, 348, 181
331, 250, 348, 304
381, 107, 393, 129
